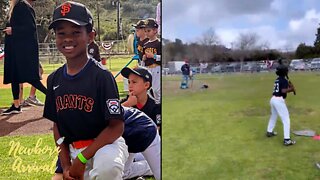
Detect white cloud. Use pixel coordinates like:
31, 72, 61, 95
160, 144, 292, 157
287, 9, 320, 47
163, 0, 320, 50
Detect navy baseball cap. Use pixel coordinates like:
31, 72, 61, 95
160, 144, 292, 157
48, 1, 93, 30
144, 18, 158, 28
132, 20, 145, 29
121, 67, 152, 88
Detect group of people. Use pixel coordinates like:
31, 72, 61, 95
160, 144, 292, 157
3, 0, 161, 180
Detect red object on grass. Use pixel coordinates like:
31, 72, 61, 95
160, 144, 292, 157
312, 135, 320, 140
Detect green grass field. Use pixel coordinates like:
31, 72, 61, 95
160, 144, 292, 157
0, 134, 57, 179
162, 71, 320, 179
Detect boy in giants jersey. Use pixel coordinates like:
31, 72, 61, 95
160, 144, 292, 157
266, 64, 296, 146
142, 18, 161, 102
43, 2, 128, 179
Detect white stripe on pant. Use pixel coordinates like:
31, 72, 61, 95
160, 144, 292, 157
267, 96, 291, 139
69, 137, 129, 180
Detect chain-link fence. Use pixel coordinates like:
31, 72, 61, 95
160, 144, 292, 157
163, 59, 319, 75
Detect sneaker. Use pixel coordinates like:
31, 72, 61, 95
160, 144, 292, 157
2, 104, 22, 115
136, 177, 145, 180
25, 96, 44, 106
266, 131, 277, 137
316, 162, 320, 169
284, 139, 296, 146
20, 101, 32, 107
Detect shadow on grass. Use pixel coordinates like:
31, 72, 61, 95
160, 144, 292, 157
0, 115, 44, 137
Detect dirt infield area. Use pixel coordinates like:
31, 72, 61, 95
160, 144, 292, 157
0, 106, 53, 137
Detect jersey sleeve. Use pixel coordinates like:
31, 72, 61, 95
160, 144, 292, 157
43, 72, 57, 122
97, 70, 124, 122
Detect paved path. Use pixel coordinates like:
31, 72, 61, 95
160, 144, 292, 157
0, 106, 53, 137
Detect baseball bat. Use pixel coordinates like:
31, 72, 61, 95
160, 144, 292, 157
114, 58, 135, 78
286, 75, 296, 95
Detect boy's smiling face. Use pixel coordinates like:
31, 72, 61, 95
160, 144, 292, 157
55, 21, 93, 61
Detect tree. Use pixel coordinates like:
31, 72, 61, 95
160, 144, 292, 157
235, 32, 260, 50
314, 24, 320, 47
295, 43, 314, 58
199, 27, 220, 46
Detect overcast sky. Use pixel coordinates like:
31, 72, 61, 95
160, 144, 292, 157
162, 0, 320, 51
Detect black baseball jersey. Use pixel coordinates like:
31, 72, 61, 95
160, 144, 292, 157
43, 58, 123, 144
122, 106, 157, 153
143, 39, 161, 66
181, 64, 190, 75
272, 76, 288, 99
88, 41, 101, 62
137, 38, 149, 61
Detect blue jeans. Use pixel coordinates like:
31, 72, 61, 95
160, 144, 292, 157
182, 75, 189, 87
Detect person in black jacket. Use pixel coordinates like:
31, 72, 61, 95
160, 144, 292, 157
181, 60, 191, 89
2, 0, 46, 115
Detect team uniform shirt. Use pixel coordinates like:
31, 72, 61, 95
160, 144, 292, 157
88, 41, 101, 62
143, 39, 161, 66
121, 95, 161, 127
137, 38, 149, 61
122, 106, 157, 153
43, 58, 123, 144
272, 76, 289, 99
181, 64, 190, 75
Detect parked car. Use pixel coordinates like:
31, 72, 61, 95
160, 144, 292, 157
190, 66, 200, 74
211, 64, 226, 73
310, 58, 320, 71
162, 68, 169, 75
226, 62, 241, 72
289, 59, 306, 71
243, 62, 261, 72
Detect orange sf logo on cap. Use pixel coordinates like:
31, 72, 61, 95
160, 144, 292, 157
61, 3, 71, 16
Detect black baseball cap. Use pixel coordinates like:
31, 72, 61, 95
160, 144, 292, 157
144, 18, 158, 28
48, 1, 93, 30
121, 67, 152, 88
132, 20, 145, 29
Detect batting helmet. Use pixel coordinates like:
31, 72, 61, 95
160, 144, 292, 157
276, 64, 288, 76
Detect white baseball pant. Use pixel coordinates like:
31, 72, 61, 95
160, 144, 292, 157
147, 66, 161, 102
69, 137, 129, 180
267, 96, 291, 139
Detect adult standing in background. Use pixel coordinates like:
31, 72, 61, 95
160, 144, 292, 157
2, 0, 46, 115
